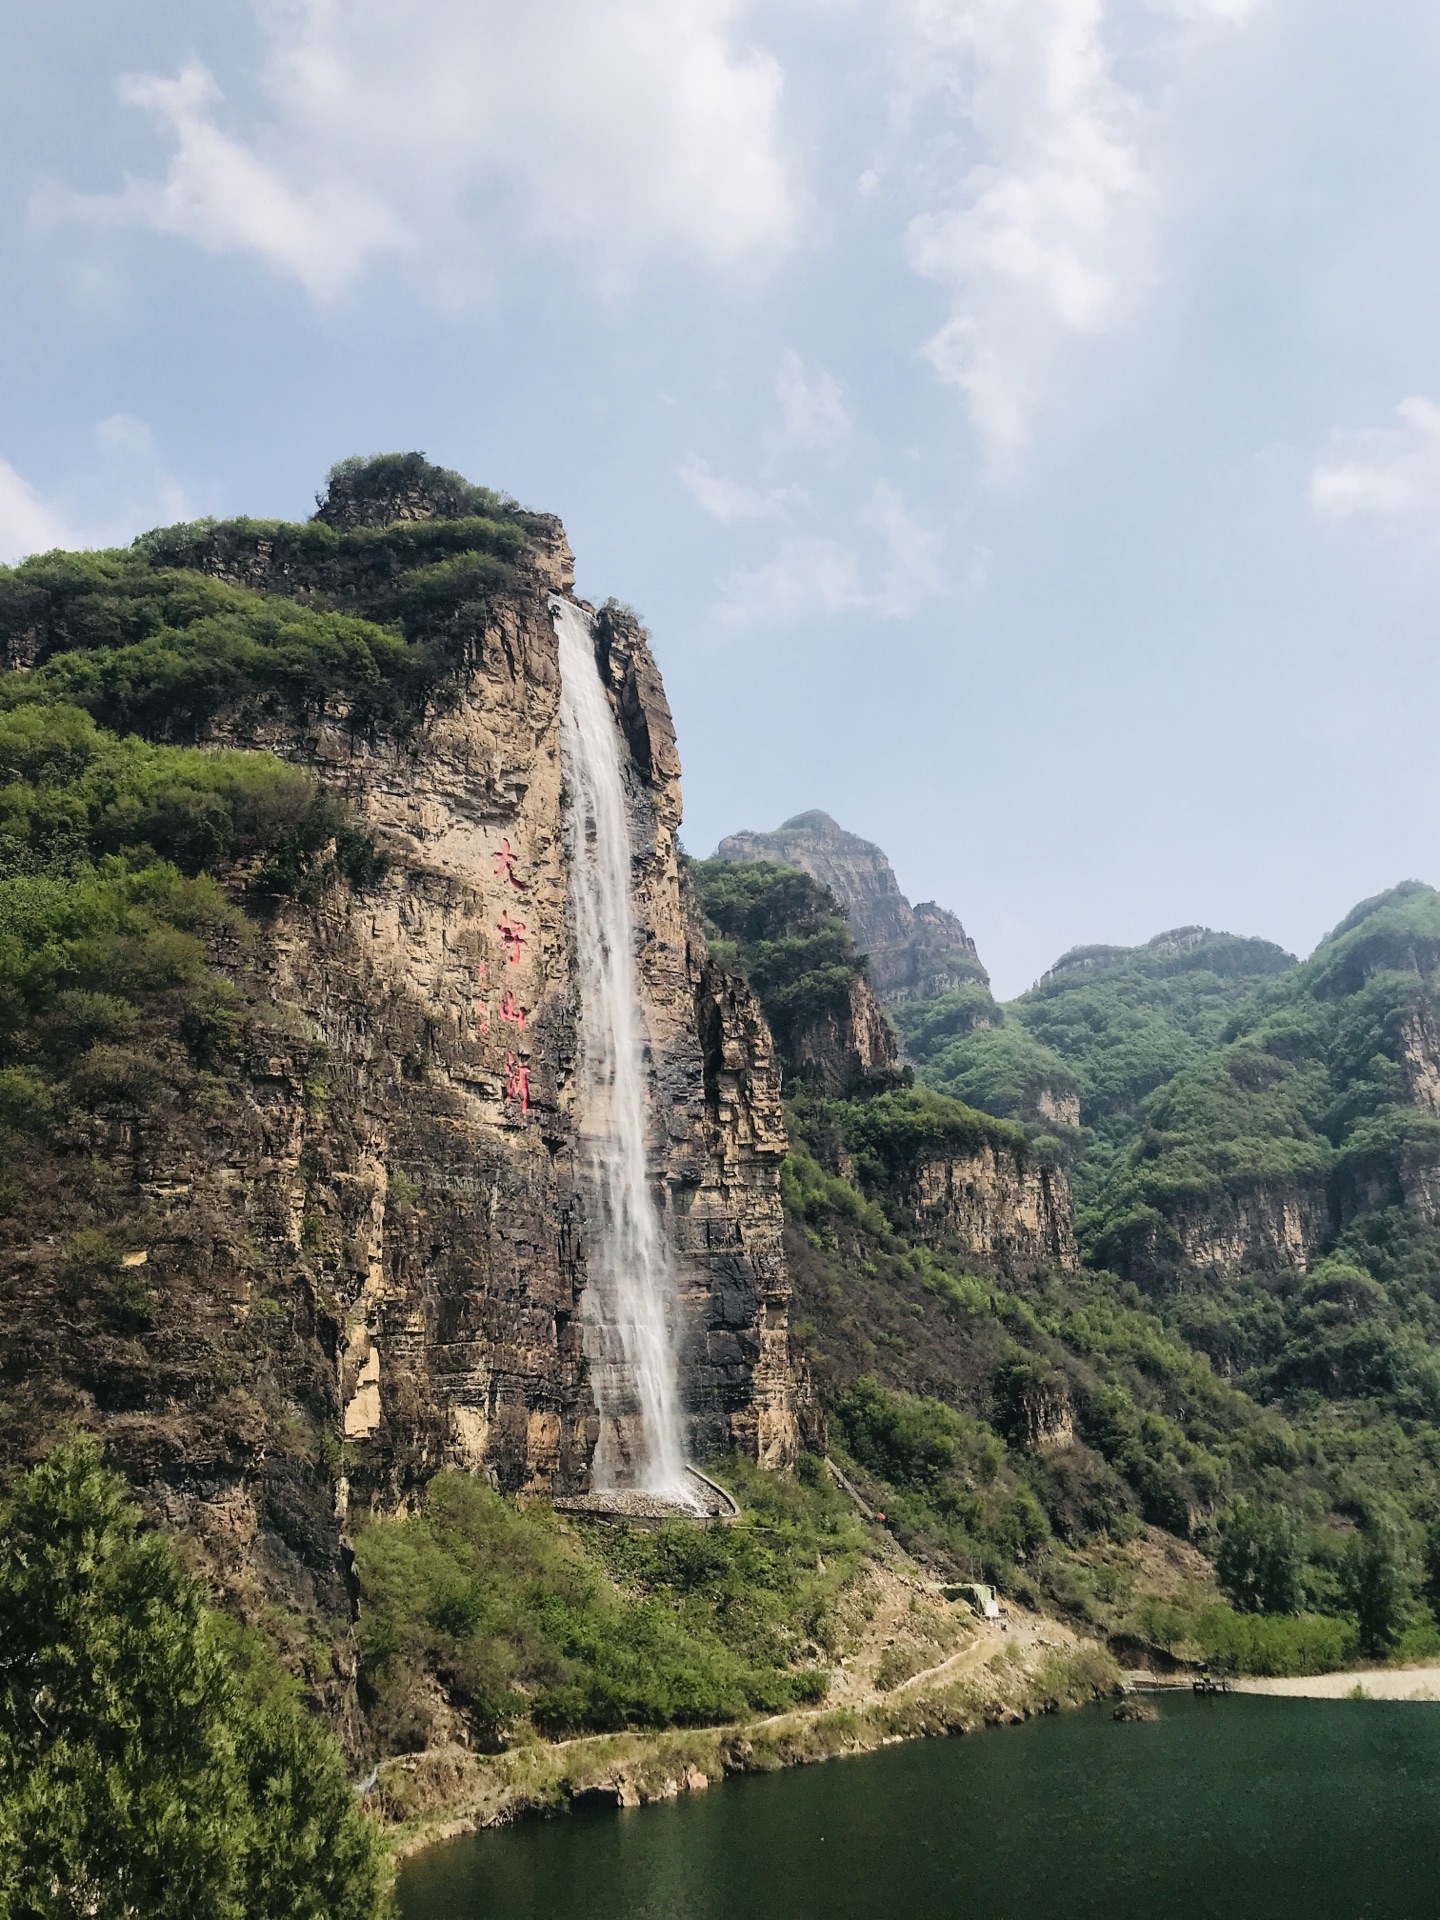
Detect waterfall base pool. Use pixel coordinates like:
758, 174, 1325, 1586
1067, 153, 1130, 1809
396, 1695, 1440, 1920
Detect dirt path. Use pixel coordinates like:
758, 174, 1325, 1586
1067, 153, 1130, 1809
380, 1552, 1111, 1857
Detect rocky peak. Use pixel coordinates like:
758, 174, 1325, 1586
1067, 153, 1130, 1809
310, 450, 575, 591
714, 809, 984, 1004
313, 451, 518, 530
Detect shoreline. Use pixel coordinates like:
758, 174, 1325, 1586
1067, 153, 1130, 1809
1235, 1664, 1440, 1700
379, 1629, 1121, 1864
1130, 1663, 1440, 1701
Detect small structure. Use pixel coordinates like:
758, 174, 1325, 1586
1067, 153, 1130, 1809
1193, 1664, 1233, 1695
946, 1582, 1003, 1621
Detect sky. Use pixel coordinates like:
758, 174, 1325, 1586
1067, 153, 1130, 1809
2, 0, 1438, 996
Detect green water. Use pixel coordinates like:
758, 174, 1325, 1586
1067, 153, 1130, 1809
396, 1696, 1440, 1920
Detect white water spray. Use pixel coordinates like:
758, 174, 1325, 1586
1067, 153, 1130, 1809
553, 597, 689, 1496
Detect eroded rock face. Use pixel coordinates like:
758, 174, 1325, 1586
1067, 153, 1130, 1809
716, 810, 984, 1004
0, 507, 804, 1626
253, 569, 805, 1499
785, 972, 899, 1097
1033, 1087, 1082, 1130
891, 1144, 1079, 1279
1013, 1372, 1076, 1452
1400, 1006, 1440, 1115
1112, 1181, 1332, 1290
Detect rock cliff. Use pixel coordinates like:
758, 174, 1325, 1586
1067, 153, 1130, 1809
0, 461, 805, 1624
900, 1141, 1079, 1278
783, 971, 899, 1096
715, 810, 985, 1004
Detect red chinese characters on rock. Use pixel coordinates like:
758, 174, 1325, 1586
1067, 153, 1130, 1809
499, 991, 527, 1031
499, 912, 527, 967
494, 838, 524, 890
506, 1052, 530, 1116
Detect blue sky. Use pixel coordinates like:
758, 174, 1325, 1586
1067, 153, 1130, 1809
3, 0, 1438, 994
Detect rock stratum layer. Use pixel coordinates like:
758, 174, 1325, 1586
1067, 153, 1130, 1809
0, 471, 805, 1625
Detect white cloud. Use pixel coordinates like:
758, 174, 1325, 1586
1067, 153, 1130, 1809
899, 0, 1148, 476
723, 535, 866, 622
895, 0, 1258, 475
0, 461, 82, 565
0, 421, 194, 565
64, 1, 801, 300
771, 350, 852, 449
719, 482, 944, 624
868, 478, 945, 614
677, 458, 804, 524
1309, 397, 1440, 523
100, 65, 403, 302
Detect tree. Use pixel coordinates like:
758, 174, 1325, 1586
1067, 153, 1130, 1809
0, 1438, 387, 1920
1341, 1526, 1408, 1660
1216, 1502, 1304, 1616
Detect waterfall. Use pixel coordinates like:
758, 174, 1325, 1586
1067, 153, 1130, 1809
553, 597, 689, 1497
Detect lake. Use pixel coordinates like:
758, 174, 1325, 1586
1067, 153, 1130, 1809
397, 1695, 1440, 1920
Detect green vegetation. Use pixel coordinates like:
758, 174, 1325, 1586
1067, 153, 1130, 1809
0, 1438, 385, 1920
893, 1015, 1076, 1141
313, 451, 523, 529
1132, 1596, 1359, 1677
899, 925, 1295, 1198
836, 1085, 1028, 1186
1080, 887, 1440, 1267
0, 699, 380, 1223
0, 452, 546, 754
743, 860, 1440, 1675
689, 858, 878, 1085
353, 1462, 868, 1748
0, 558, 415, 740
0, 702, 379, 895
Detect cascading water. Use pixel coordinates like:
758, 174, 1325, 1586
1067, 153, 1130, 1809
553, 596, 689, 1497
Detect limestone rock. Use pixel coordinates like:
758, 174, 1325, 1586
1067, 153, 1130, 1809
897, 1141, 1079, 1279
1107, 1180, 1331, 1290
784, 970, 900, 1097
715, 810, 985, 1004
0, 494, 806, 1626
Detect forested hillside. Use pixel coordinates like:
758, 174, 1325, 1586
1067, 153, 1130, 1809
692, 856, 1440, 1671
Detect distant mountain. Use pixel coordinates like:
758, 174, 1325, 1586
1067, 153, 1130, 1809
907, 922, 1298, 1178
714, 810, 986, 1004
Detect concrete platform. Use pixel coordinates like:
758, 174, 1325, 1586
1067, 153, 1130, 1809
552, 1467, 739, 1524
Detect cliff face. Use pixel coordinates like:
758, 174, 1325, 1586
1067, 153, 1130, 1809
223, 531, 806, 1499
896, 1143, 1078, 1279
784, 972, 899, 1096
0, 473, 804, 1624
1107, 1181, 1333, 1290
715, 810, 984, 1004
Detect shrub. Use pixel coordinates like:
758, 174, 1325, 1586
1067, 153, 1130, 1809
353, 1466, 862, 1749
0, 1438, 386, 1920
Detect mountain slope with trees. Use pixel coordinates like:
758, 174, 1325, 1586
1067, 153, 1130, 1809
693, 855, 1440, 1671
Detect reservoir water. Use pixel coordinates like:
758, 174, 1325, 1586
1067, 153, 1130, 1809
397, 1695, 1440, 1920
